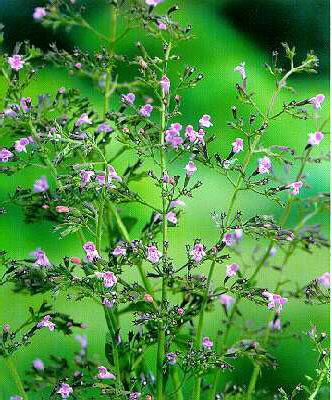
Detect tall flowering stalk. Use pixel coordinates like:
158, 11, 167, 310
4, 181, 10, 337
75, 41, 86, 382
0, 2, 329, 400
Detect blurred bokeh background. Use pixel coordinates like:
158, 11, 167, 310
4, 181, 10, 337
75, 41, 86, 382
0, 0, 329, 398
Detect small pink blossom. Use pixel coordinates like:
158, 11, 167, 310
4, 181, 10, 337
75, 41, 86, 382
177, 307, 184, 315
166, 211, 177, 224
144, 293, 154, 303
222, 233, 235, 247
170, 199, 185, 208
96, 271, 118, 288
160, 75, 170, 95
185, 125, 197, 143
33, 176, 49, 193
157, 19, 167, 30
185, 161, 197, 177
309, 94, 325, 110
96, 123, 113, 133
8, 55, 25, 71
31, 248, 51, 267
75, 113, 92, 127
74, 62, 82, 69
226, 263, 239, 278
308, 131, 324, 146
129, 393, 141, 400
103, 298, 115, 308
121, 93, 136, 104
269, 318, 281, 331
317, 272, 330, 288
287, 181, 303, 195
14, 137, 30, 153
97, 366, 116, 380
56, 205, 70, 213
199, 114, 213, 128
57, 383, 73, 399
3, 324, 11, 332
32, 358, 44, 370
139, 104, 153, 117
234, 228, 243, 240
112, 245, 127, 257
232, 138, 244, 153
165, 125, 183, 149
80, 170, 95, 187
219, 294, 235, 310
0, 148, 14, 162
258, 156, 272, 174
202, 336, 213, 349
108, 165, 122, 182
83, 241, 100, 262
70, 257, 81, 265
145, 0, 164, 6
37, 315, 55, 331
147, 245, 162, 264
190, 242, 206, 263
33, 7, 46, 20
262, 291, 287, 312
234, 62, 246, 80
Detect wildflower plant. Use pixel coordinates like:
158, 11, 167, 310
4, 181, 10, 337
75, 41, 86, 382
0, 1, 330, 400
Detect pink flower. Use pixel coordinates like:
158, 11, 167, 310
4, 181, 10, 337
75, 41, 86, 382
234, 228, 243, 240
166, 352, 177, 365
31, 248, 51, 267
0, 148, 14, 162
185, 125, 197, 143
309, 94, 325, 110
262, 291, 287, 312
129, 393, 141, 400
157, 19, 167, 30
258, 156, 272, 174
199, 114, 213, 128
103, 298, 115, 308
145, 0, 164, 6
287, 181, 303, 195
202, 336, 213, 349
147, 245, 162, 264
10, 397, 23, 400
57, 383, 73, 399
308, 131, 324, 146
74, 62, 82, 69
56, 205, 70, 213
317, 272, 330, 288
97, 366, 115, 380
222, 233, 235, 247
160, 75, 170, 95
37, 315, 55, 331
165, 125, 183, 149
14, 137, 30, 152
234, 62, 246, 80
112, 245, 127, 257
33, 7, 46, 20
83, 241, 100, 262
20, 97, 32, 112
121, 93, 135, 104
177, 307, 184, 316
32, 358, 44, 370
108, 165, 122, 182
33, 176, 49, 193
8, 55, 25, 71
144, 293, 154, 303
70, 257, 81, 265
219, 294, 235, 310
96, 271, 118, 288
269, 318, 281, 331
96, 123, 113, 133
166, 211, 177, 224
3, 324, 11, 332
170, 199, 185, 208
75, 113, 92, 127
226, 263, 239, 278
185, 161, 197, 177
232, 138, 244, 153
139, 104, 153, 117
190, 242, 206, 263
80, 170, 95, 187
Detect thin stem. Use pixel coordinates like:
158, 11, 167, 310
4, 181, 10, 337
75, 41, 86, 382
5, 357, 28, 400
170, 368, 184, 400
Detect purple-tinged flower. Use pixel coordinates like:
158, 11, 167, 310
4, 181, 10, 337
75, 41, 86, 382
10, 396, 23, 400
144, 293, 154, 302
112, 245, 127, 257
170, 199, 185, 208
234, 62, 246, 80
258, 156, 272, 174
185, 161, 197, 177
309, 94, 325, 110
269, 318, 281, 331
0, 148, 14, 162
139, 104, 153, 117
202, 336, 213, 349
33, 176, 49, 193
269, 246, 277, 257
58, 87, 66, 94
121, 93, 136, 105
96, 271, 118, 288
234, 228, 243, 240
190, 242, 206, 263
3, 323, 10, 332
80, 170, 95, 187
219, 294, 235, 310
32, 358, 44, 370
37, 315, 55, 331
177, 307, 184, 315
75, 335, 88, 349
308, 131, 324, 146
232, 138, 244, 153
160, 75, 170, 95
8, 55, 25, 71
166, 211, 177, 224
185, 125, 197, 143
103, 298, 115, 308
74, 62, 82, 69
108, 165, 122, 182
157, 19, 167, 30
287, 181, 303, 195
262, 291, 287, 312
31, 248, 51, 267
226, 263, 239, 278
3, 107, 18, 118
317, 272, 330, 288
166, 352, 177, 365
147, 245, 162, 264
199, 114, 213, 128
14, 137, 30, 153
57, 383, 73, 399
145, 0, 163, 6
165, 125, 183, 149
20, 97, 32, 112
33, 7, 46, 20
83, 241, 100, 262
75, 113, 92, 127
129, 393, 141, 400
222, 233, 235, 247
96, 123, 113, 133
97, 366, 116, 380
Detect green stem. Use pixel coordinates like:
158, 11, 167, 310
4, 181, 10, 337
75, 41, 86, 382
5, 357, 28, 400
170, 368, 184, 400
96, 198, 105, 253
308, 367, 328, 400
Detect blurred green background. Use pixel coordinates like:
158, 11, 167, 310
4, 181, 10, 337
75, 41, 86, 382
0, 0, 329, 398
